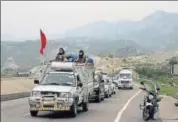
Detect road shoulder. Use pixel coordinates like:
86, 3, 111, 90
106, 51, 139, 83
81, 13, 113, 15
159, 96, 178, 122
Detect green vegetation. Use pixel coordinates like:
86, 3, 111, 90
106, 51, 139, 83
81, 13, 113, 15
135, 61, 178, 98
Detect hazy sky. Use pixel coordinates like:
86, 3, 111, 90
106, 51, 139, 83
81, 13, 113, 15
1, 1, 178, 40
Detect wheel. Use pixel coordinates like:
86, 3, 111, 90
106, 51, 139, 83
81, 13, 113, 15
96, 94, 101, 103
82, 102, 88, 112
70, 102, 78, 117
149, 107, 155, 119
150, 112, 155, 120
142, 108, 150, 121
109, 91, 112, 97
101, 96, 105, 101
30, 111, 38, 117
105, 93, 109, 98
130, 87, 133, 90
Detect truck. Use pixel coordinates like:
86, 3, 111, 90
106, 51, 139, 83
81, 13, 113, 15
118, 69, 133, 89
28, 61, 94, 117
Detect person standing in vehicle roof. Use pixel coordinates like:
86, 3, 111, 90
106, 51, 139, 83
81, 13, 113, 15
55, 47, 66, 61
75, 50, 87, 63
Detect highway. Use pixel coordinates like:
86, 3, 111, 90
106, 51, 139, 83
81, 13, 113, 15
1, 86, 167, 122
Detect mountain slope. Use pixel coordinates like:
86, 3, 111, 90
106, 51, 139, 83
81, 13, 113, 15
63, 11, 178, 51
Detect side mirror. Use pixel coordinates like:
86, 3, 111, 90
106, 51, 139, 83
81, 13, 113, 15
78, 83, 83, 87
34, 79, 39, 84
140, 81, 144, 85
157, 88, 160, 91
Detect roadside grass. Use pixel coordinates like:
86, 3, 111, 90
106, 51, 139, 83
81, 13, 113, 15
160, 85, 178, 98
156, 76, 178, 98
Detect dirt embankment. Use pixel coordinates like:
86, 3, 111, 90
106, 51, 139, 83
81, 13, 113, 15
1, 77, 34, 95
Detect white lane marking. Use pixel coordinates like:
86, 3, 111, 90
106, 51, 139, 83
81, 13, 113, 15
23, 113, 30, 116
114, 89, 141, 122
134, 83, 140, 88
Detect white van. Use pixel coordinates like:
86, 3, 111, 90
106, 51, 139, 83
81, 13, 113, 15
118, 69, 133, 89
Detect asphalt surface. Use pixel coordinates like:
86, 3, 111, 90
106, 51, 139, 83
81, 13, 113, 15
1, 87, 164, 122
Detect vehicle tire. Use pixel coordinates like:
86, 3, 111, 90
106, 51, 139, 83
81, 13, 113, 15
70, 102, 78, 117
30, 111, 38, 117
149, 107, 155, 119
142, 108, 150, 121
82, 102, 88, 112
105, 93, 109, 98
109, 91, 112, 97
101, 96, 105, 101
96, 93, 101, 103
130, 87, 133, 90
150, 112, 154, 120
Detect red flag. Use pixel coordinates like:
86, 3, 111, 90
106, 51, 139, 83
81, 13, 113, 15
40, 29, 47, 55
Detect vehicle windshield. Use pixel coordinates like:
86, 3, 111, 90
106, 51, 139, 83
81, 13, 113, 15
40, 72, 76, 86
120, 73, 131, 78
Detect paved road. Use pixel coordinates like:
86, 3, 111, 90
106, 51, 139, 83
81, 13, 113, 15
1, 87, 164, 122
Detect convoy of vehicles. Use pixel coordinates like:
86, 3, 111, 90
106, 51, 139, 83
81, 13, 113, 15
28, 52, 134, 118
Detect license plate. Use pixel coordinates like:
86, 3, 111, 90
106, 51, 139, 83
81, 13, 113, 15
41, 106, 70, 111
42, 107, 54, 110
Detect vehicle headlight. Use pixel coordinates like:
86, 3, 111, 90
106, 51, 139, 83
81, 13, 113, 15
31, 91, 41, 97
59, 92, 72, 98
148, 95, 154, 100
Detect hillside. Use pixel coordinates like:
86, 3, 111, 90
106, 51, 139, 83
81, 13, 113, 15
1, 38, 151, 70
63, 11, 178, 51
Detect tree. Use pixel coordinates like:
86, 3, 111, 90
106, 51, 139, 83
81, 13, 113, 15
169, 57, 178, 65
169, 57, 178, 86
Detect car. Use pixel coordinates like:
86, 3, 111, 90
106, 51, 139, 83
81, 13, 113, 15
28, 62, 94, 117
